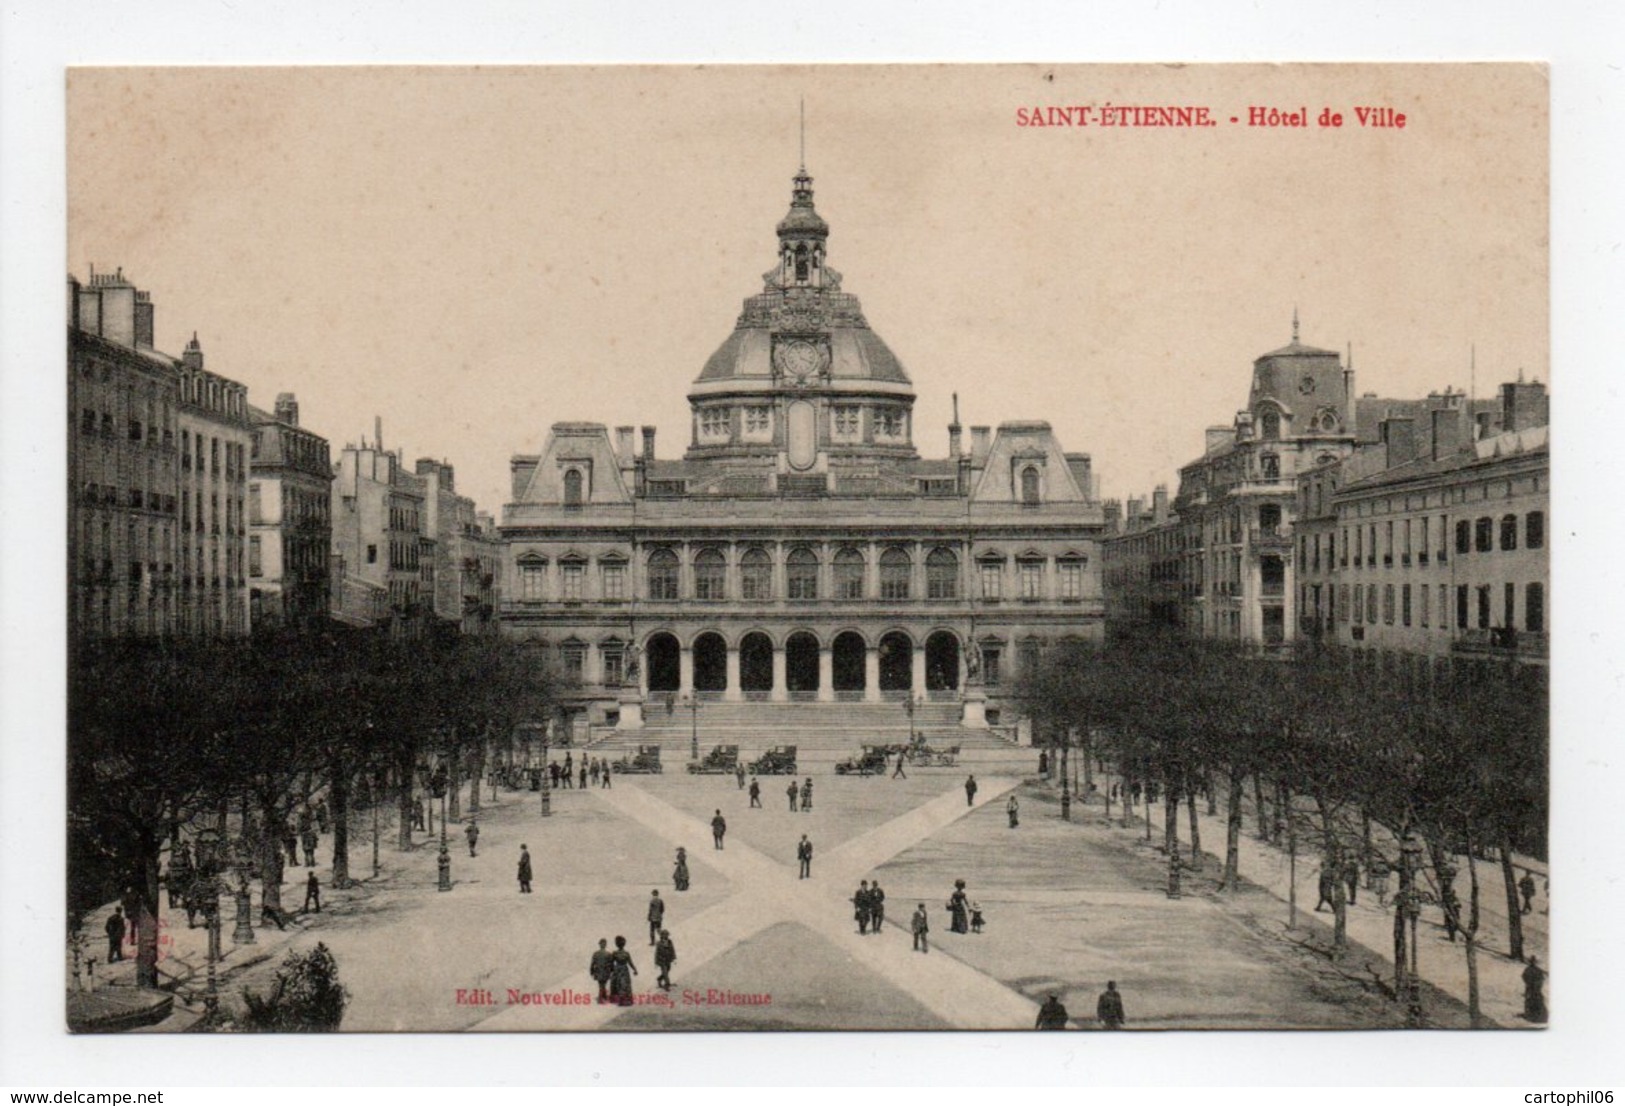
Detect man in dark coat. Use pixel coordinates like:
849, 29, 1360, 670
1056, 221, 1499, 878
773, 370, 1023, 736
1315, 864, 1336, 912
654, 929, 677, 990
465, 821, 480, 857
517, 845, 533, 893
964, 775, 978, 806
282, 821, 299, 867
589, 938, 612, 1003
711, 810, 727, 850
797, 835, 813, 879
1342, 857, 1360, 906
1097, 981, 1126, 1028
301, 826, 319, 868
647, 890, 666, 945
580, 762, 588, 790
800, 778, 813, 812
105, 906, 126, 962
1036, 994, 1069, 1030
787, 781, 799, 811
870, 880, 886, 931
853, 881, 873, 935
303, 870, 322, 914
911, 903, 929, 953
1519, 871, 1537, 914
749, 779, 762, 808
736, 764, 747, 790
1522, 955, 1548, 1023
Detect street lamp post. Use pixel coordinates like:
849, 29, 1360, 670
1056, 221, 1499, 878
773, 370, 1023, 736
904, 694, 916, 744
1059, 729, 1072, 822
684, 695, 701, 761
371, 768, 383, 879
230, 840, 256, 946
540, 729, 551, 818
1283, 813, 1298, 930
1401, 831, 1426, 1026
195, 825, 222, 1021
432, 766, 451, 892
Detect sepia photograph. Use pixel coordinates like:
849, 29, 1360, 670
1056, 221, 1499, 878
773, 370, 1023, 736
59, 62, 1551, 1038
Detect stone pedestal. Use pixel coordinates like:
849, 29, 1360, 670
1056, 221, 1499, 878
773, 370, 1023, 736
960, 688, 989, 728
616, 693, 645, 730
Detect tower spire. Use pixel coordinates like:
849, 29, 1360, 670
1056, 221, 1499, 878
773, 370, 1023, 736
1291, 306, 1300, 343
799, 96, 806, 170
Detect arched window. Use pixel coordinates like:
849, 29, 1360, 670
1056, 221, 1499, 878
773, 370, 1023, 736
647, 548, 679, 601
563, 468, 584, 506
1456, 519, 1471, 555
740, 547, 772, 601
1260, 410, 1281, 439
1475, 516, 1494, 553
1020, 466, 1040, 505
1526, 511, 1545, 550
926, 547, 959, 600
1260, 453, 1280, 480
694, 548, 726, 601
880, 547, 912, 600
834, 547, 865, 599
786, 547, 818, 600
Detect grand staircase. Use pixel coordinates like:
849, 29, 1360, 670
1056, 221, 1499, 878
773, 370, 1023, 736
585, 699, 1028, 769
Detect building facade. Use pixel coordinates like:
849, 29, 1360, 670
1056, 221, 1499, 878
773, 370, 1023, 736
248, 393, 334, 632
174, 336, 254, 637
499, 167, 1108, 732
330, 438, 426, 634
415, 460, 501, 635
1297, 379, 1548, 668
68, 271, 182, 639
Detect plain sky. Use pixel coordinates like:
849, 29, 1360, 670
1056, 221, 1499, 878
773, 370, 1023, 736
67, 64, 1547, 516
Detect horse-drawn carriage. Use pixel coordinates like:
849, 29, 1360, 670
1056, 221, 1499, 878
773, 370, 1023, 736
687, 744, 740, 775
612, 745, 664, 774
749, 745, 798, 775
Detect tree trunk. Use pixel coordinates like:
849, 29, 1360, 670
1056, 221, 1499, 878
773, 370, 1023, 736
1186, 784, 1203, 871
1331, 866, 1348, 957
397, 745, 415, 851
1393, 876, 1408, 999
448, 749, 461, 822
1253, 775, 1270, 842
135, 827, 162, 989
329, 757, 352, 888
258, 791, 286, 918
1163, 778, 1180, 855
1222, 771, 1244, 890
468, 737, 485, 817
1499, 839, 1525, 962
1205, 770, 1217, 817
1081, 732, 1093, 793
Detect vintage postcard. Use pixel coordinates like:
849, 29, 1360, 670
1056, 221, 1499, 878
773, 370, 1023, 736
64, 63, 1548, 1034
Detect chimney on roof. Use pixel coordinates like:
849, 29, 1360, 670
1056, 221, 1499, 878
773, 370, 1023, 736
1431, 406, 1466, 461
1103, 499, 1122, 535
274, 393, 300, 427
641, 426, 656, 461
970, 426, 991, 463
1126, 496, 1145, 523
1499, 379, 1548, 433
182, 332, 204, 372
616, 426, 636, 462
1380, 415, 1418, 469
375, 416, 384, 452
948, 392, 963, 457
1152, 484, 1170, 524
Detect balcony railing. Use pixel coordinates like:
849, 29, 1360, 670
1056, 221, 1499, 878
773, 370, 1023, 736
1452, 628, 1549, 659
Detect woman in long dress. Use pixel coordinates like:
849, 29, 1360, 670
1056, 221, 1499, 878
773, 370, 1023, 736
673, 847, 690, 892
608, 935, 639, 1004
948, 879, 970, 934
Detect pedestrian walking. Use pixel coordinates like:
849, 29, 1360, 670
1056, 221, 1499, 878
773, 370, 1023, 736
465, 821, 480, 857
282, 821, 299, 867
303, 870, 322, 914
413, 799, 426, 831
711, 810, 727, 850
1519, 871, 1537, 914
870, 880, 886, 931
911, 903, 930, 953
1007, 795, 1020, 828
1522, 955, 1548, 1023
301, 826, 319, 868
608, 936, 638, 1005
1371, 855, 1392, 909
853, 881, 873, 935
800, 778, 813, 813
647, 890, 666, 945
315, 800, 331, 834
797, 835, 813, 879
1315, 863, 1336, 912
654, 930, 677, 990
1342, 856, 1360, 906
1035, 994, 1069, 1030
590, 760, 601, 786
1038, 751, 1049, 777
970, 901, 986, 933
580, 762, 588, 790
1096, 981, 1126, 1028
589, 938, 612, 1002
517, 845, 533, 893
787, 781, 799, 811
948, 879, 970, 934
892, 750, 906, 779
673, 847, 690, 892
749, 779, 762, 808
964, 774, 978, 806
601, 760, 612, 788
105, 907, 125, 962
736, 764, 747, 790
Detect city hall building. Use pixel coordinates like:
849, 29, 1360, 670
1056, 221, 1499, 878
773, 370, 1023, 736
498, 167, 1107, 738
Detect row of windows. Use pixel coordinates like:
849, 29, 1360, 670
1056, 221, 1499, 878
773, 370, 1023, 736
1316, 511, 1546, 572
694, 405, 910, 442
1337, 580, 1545, 634
516, 548, 1088, 603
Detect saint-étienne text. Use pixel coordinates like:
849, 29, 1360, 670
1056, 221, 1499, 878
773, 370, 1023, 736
1016, 105, 1216, 128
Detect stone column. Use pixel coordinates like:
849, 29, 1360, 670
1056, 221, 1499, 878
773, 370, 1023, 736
679, 645, 694, 697
864, 646, 881, 703
817, 647, 834, 702
770, 646, 788, 702
910, 640, 927, 697
724, 645, 742, 702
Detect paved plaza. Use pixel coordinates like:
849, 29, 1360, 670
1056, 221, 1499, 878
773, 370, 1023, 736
71, 755, 1547, 1032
